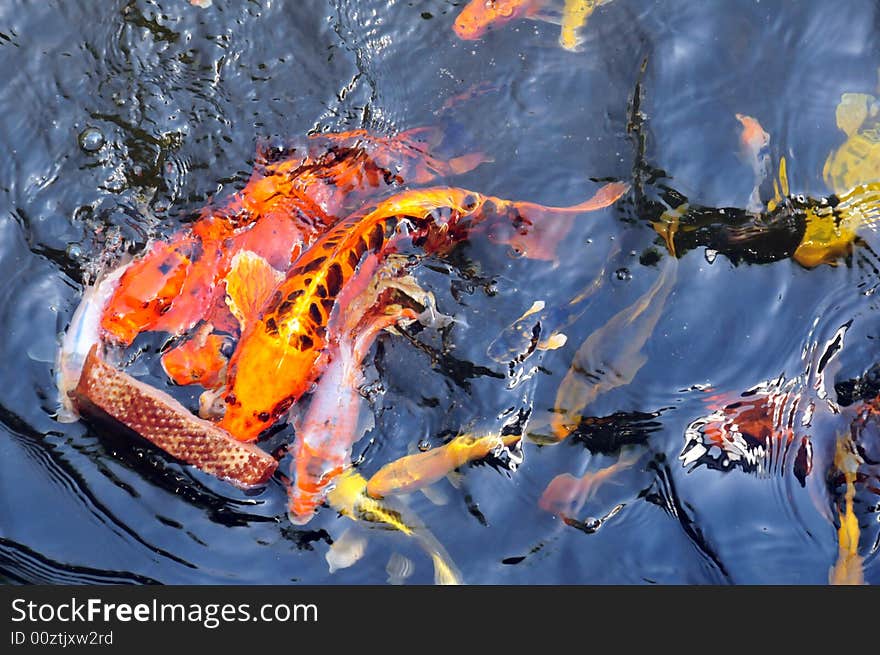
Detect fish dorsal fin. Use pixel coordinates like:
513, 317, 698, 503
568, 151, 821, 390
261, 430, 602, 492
225, 251, 284, 330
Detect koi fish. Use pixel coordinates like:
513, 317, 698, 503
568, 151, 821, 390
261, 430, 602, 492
73, 345, 277, 487
538, 448, 641, 520
487, 242, 617, 366
828, 432, 865, 585
734, 110, 880, 268
453, 0, 548, 41
326, 471, 462, 584
97, 127, 486, 349
559, 1, 614, 52
735, 113, 771, 213
365, 430, 523, 500
823, 92, 880, 196
286, 254, 427, 524
56, 259, 132, 422
550, 257, 677, 441
793, 181, 880, 267
219, 182, 628, 443
681, 378, 812, 477
454, 0, 613, 52
681, 322, 850, 480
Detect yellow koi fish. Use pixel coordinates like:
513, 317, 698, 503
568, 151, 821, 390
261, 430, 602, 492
829, 433, 865, 585
327, 471, 462, 584
823, 91, 880, 196
366, 431, 523, 499
559, 0, 614, 51
538, 449, 641, 520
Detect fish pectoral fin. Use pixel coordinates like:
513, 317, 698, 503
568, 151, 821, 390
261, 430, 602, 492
225, 250, 285, 330
527, 7, 564, 25
538, 331, 568, 350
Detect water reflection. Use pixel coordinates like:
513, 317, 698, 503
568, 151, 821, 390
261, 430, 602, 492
1, 0, 879, 584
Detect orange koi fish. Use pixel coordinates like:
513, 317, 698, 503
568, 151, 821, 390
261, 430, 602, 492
219, 182, 628, 442
681, 322, 850, 480
99, 128, 485, 349
735, 113, 771, 213
453, 0, 548, 40
454, 0, 613, 51
538, 449, 640, 520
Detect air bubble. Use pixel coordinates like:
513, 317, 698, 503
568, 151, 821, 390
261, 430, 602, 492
615, 267, 632, 281
583, 517, 602, 533
78, 127, 105, 153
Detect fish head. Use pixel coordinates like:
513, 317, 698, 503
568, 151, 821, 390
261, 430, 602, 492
453, 0, 532, 40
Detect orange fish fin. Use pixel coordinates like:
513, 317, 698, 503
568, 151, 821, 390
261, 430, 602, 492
492, 181, 628, 260
225, 251, 285, 330
352, 306, 419, 365
448, 152, 493, 176
161, 323, 229, 388
397, 125, 445, 149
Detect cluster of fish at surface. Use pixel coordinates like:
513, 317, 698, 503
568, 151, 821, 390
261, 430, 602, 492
51, 3, 880, 584
57, 120, 627, 582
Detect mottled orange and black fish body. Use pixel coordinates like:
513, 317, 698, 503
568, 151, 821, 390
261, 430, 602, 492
100, 129, 484, 363
220, 183, 627, 441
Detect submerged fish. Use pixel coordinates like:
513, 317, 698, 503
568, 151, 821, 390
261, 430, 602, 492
559, 0, 614, 51
487, 243, 617, 367
365, 430, 523, 500
735, 113, 771, 213
828, 432, 865, 585
453, 0, 547, 41
327, 471, 462, 585
681, 322, 850, 481
538, 448, 641, 520
453, 0, 613, 52
824, 91, 880, 196
219, 182, 627, 443
550, 257, 677, 441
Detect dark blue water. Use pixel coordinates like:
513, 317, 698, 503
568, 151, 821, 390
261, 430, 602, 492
1, 0, 879, 584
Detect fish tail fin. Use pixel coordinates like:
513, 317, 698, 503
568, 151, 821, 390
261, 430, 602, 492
447, 151, 493, 176
492, 181, 628, 261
